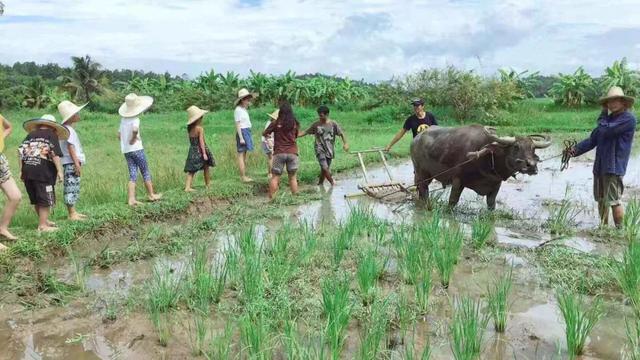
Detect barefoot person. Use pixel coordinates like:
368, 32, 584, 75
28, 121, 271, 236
234, 88, 258, 182
570, 86, 637, 227
0, 114, 21, 249
263, 102, 300, 200
299, 105, 349, 186
385, 98, 438, 151
184, 105, 215, 192
58, 100, 88, 221
19, 114, 67, 232
261, 110, 277, 178
118, 93, 162, 206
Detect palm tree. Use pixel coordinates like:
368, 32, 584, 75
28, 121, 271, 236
59, 55, 104, 102
22, 77, 50, 109
602, 58, 640, 97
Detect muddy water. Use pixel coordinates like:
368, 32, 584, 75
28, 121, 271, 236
2, 143, 639, 359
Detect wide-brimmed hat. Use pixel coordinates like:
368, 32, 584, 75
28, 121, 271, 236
187, 105, 209, 125
234, 88, 258, 106
599, 86, 634, 107
58, 100, 88, 124
267, 109, 279, 120
23, 114, 70, 140
119, 93, 154, 118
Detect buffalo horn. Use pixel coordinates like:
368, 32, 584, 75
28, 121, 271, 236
483, 126, 516, 145
529, 134, 552, 149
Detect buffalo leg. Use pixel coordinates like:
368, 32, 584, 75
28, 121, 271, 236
415, 172, 432, 209
448, 178, 464, 209
486, 184, 501, 210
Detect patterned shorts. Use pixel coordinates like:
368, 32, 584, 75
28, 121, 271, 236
125, 149, 152, 182
63, 163, 81, 206
0, 154, 12, 184
271, 153, 299, 175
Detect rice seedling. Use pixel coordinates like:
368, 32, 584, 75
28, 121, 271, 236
322, 277, 352, 359
332, 224, 353, 267
433, 224, 463, 288
614, 240, 640, 317
415, 264, 432, 315
223, 241, 240, 288
450, 297, 489, 360
346, 204, 377, 237
403, 338, 431, 360
206, 323, 233, 360
150, 311, 172, 347
396, 292, 413, 341
240, 313, 269, 360
146, 262, 182, 346
266, 224, 297, 286
625, 317, 640, 360
187, 240, 227, 312
67, 247, 88, 293
299, 221, 318, 265
356, 247, 384, 305
393, 226, 428, 285
357, 297, 391, 360
471, 217, 493, 249
240, 252, 264, 306
556, 289, 605, 358
188, 310, 209, 356
486, 269, 513, 333
623, 199, 640, 242
546, 198, 581, 236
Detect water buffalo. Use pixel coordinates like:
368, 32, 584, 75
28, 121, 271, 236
410, 125, 551, 210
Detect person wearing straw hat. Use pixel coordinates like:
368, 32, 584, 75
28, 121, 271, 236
234, 88, 258, 182
184, 105, 215, 192
18, 114, 67, 232
58, 100, 88, 221
0, 114, 22, 249
118, 93, 162, 206
570, 86, 637, 227
261, 110, 278, 178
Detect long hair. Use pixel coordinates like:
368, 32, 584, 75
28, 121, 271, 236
187, 117, 201, 133
277, 102, 299, 131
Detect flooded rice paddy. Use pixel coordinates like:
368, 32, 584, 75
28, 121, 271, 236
1, 143, 640, 359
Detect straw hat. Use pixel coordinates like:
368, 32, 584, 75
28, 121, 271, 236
187, 105, 209, 125
58, 100, 88, 124
23, 114, 70, 140
234, 88, 258, 106
118, 93, 154, 118
599, 86, 634, 107
267, 109, 279, 120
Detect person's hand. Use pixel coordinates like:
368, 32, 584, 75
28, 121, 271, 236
203, 153, 209, 161
239, 138, 246, 145
57, 173, 63, 183
384, 145, 391, 152
343, 143, 350, 152
568, 147, 577, 157
74, 165, 81, 177
129, 138, 137, 145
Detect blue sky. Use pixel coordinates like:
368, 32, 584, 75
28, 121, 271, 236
0, 0, 639, 81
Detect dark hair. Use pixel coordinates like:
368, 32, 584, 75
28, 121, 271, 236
187, 117, 201, 132
277, 101, 299, 131
317, 105, 330, 115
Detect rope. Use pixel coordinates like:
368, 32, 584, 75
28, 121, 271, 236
560, 139, 576, 171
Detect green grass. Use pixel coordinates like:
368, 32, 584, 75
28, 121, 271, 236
450, 296, 489, 360
321, 276, 352, 360
240, 313, 270, 360
545, 198, 581, 236
614, 240, 640, 317
486, 269, 513, 333
623, 199, 640, 243
556, 289, 605, 358
471, 217, 493, 249
625, 317, 640, 360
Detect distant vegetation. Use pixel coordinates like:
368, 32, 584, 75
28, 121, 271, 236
1, 55, 638, 122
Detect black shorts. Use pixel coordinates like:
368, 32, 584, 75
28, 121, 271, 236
24, 179, 56, 207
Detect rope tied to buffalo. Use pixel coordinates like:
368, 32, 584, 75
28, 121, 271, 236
560, 139, 577, 171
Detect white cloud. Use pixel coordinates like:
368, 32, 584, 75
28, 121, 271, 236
0, 0, 639, 80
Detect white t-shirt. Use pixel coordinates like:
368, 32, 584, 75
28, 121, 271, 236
60, 126, 86, 165
119, 117, 143, 154
234, 106, 251, 129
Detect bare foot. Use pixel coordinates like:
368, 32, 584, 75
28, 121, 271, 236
0, 228, 17, 241
185, 188, 195, 192
241, 176, 254, 183
128, 200, 143, 207
47, 220, 56, 226
69, 214, 87, 221
0, 243, 7, 252
38, 225, 58, 233
148, 193, 163, 202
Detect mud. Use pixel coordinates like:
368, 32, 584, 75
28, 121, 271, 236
1, 143, 639, 359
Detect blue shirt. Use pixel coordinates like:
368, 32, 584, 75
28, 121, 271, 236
574, 109, 636, 176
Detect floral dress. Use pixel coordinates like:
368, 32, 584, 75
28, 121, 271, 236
184, 136, 215, 173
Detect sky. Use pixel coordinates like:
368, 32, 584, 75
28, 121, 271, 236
0, 0, 639, 81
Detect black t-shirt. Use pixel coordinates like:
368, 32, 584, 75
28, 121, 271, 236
403, 112, 438, 137
19, 128, 62, 184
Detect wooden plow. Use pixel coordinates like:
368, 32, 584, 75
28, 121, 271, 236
345, 148, 413, 201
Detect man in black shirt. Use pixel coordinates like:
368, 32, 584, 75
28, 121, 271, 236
385, 98, 438, 151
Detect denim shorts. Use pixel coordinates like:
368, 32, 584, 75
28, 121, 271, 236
236, 128, 254, 153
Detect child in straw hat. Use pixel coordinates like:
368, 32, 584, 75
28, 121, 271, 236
58, 100, 88, 221
118, 93, 162, 206
570, 86, 637, 227
18, 114, 67, 232
184, 105, 215, 192
0, 114, 22, 248
261, 110, 278, 178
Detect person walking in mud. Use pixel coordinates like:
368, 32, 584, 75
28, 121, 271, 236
263, 101, 300, 200
385, 98, 438, 151
298, 105, 349, 186
569, 86, 637, 227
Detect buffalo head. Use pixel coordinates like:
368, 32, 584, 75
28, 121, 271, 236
486, 130, 551, 175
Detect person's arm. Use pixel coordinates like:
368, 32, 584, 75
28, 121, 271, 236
1, 115, 12, 138
263, 121, 275, 138
571, 128, 598, 157
53, 155, 64, 183
198, 127, 208, 161
68, 143, 82, 176
385, 128, 408, 151
335, 123, 349, 152
598, 114, 636, 139
129, 129, 138, 145
236, 122, 245, 144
